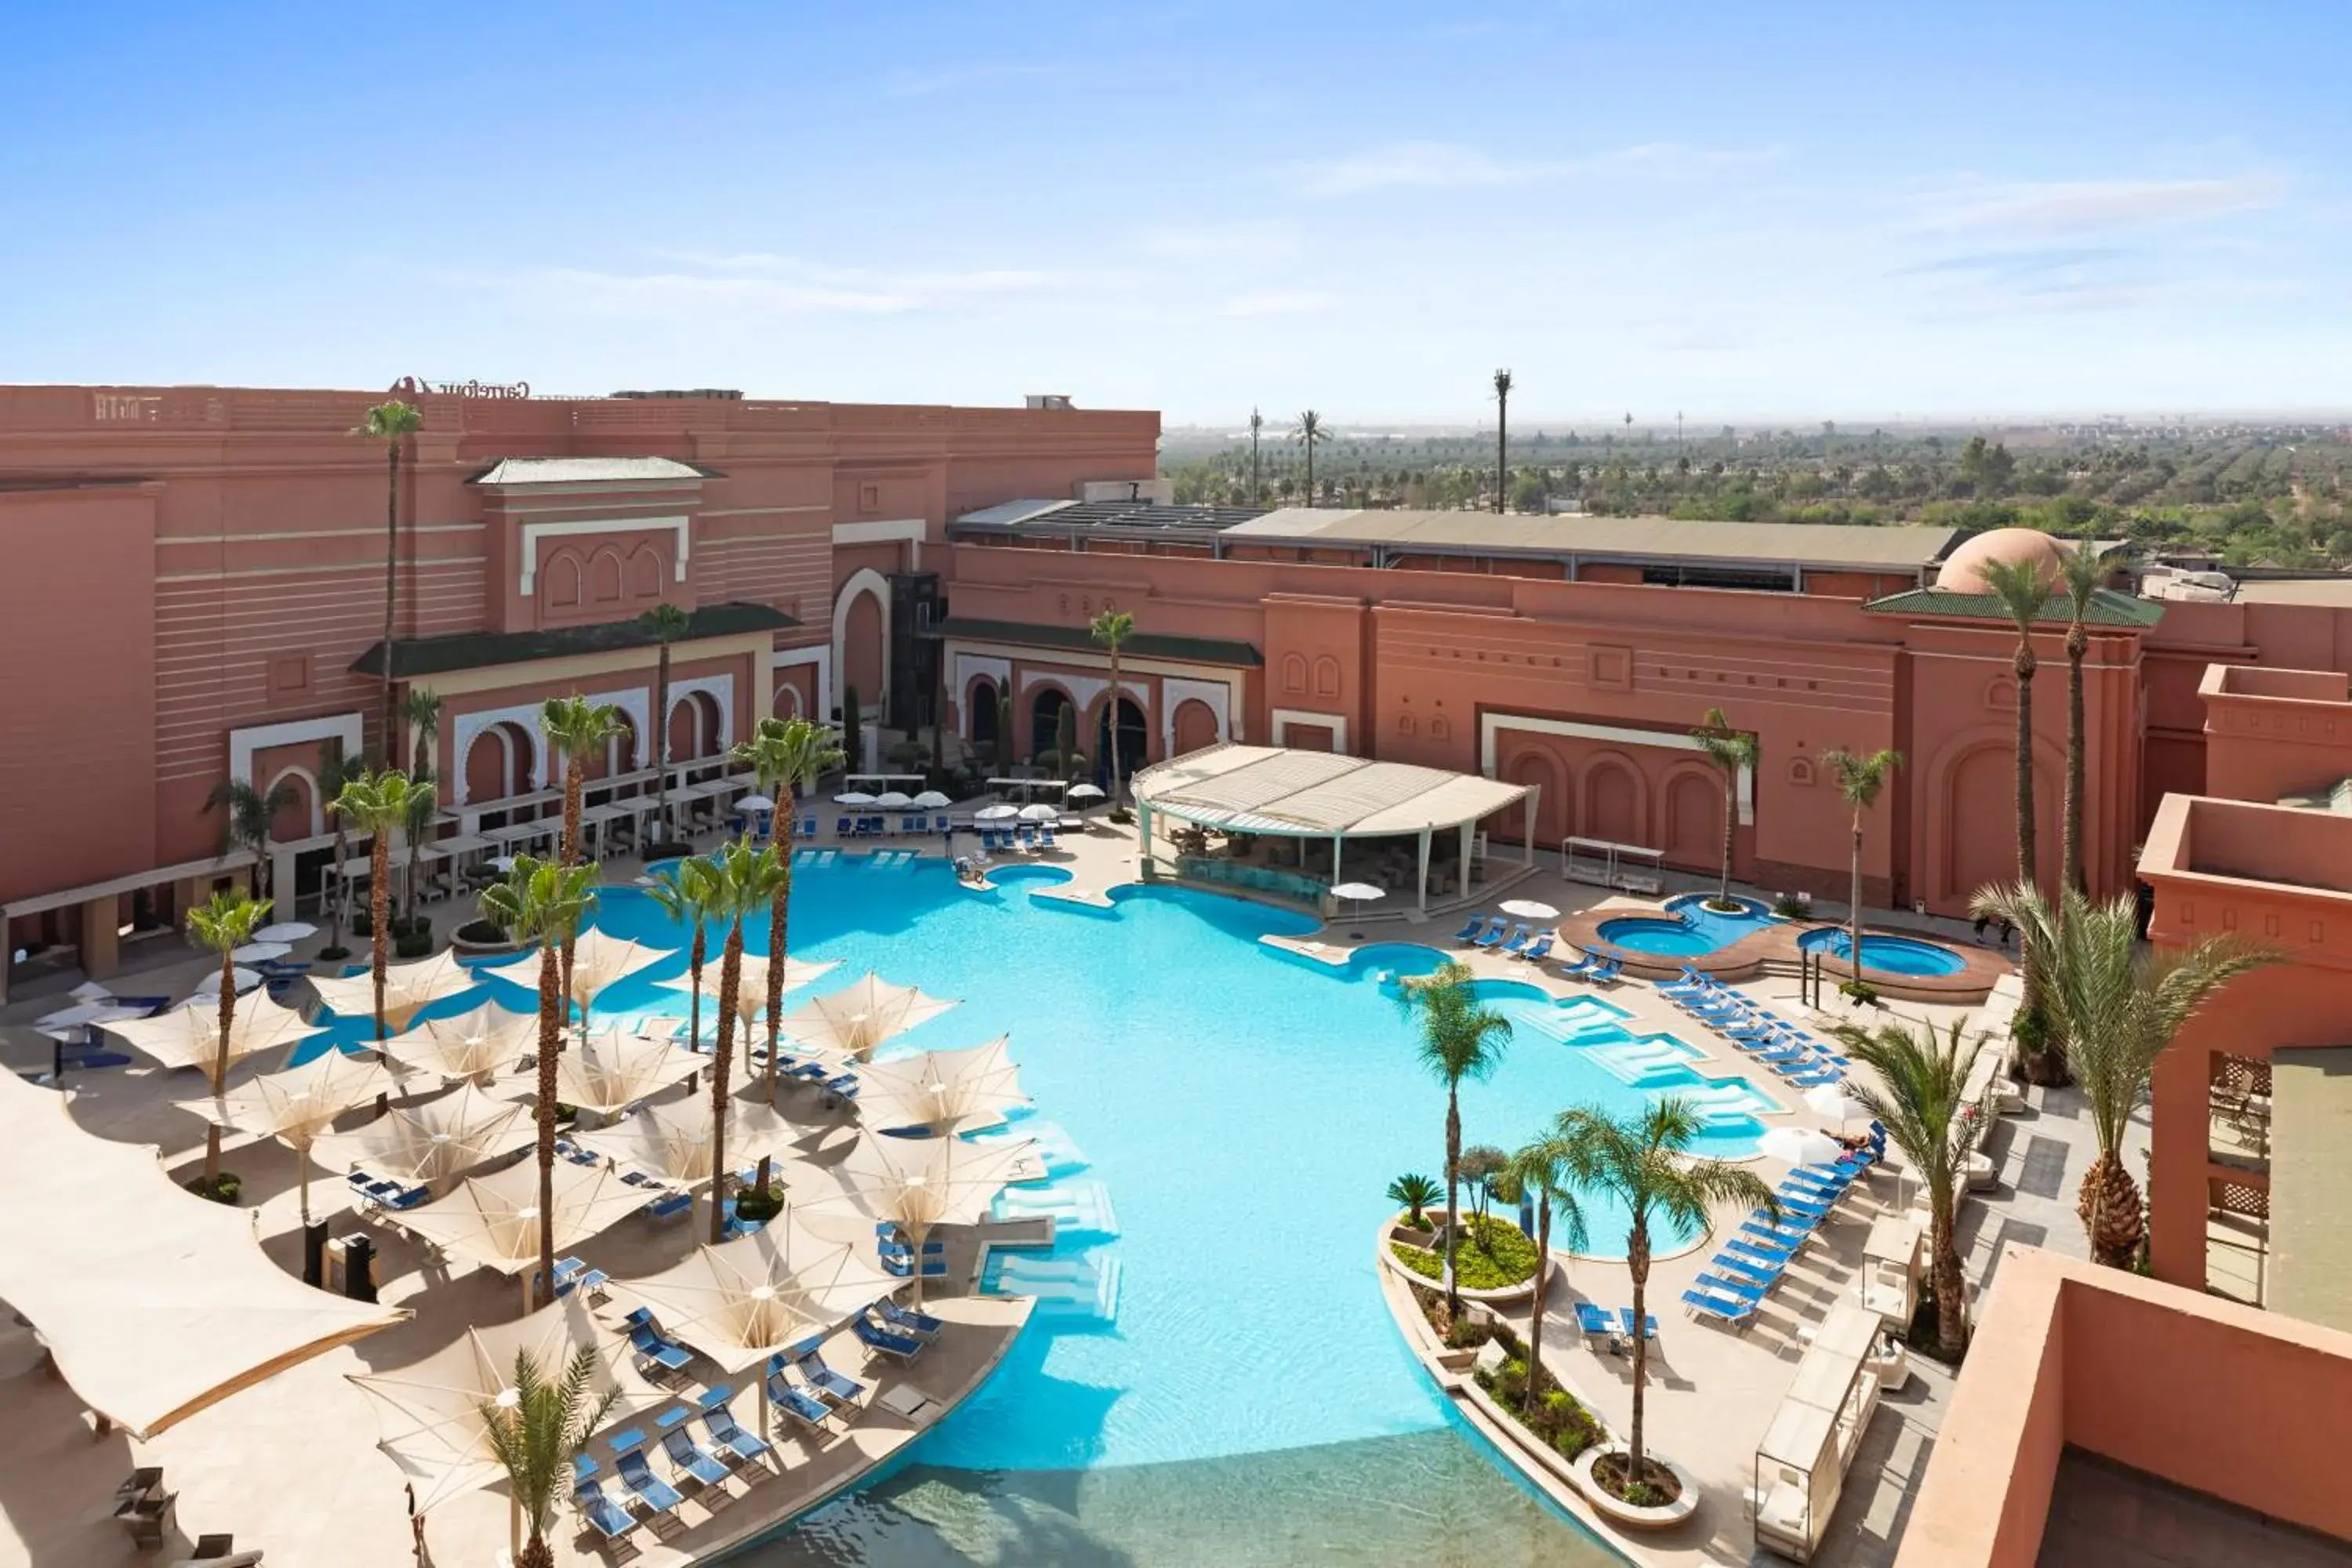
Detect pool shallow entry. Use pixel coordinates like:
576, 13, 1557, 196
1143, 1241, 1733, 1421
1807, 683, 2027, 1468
1594, 891, 1773, 957
1798, 927, 1968, 978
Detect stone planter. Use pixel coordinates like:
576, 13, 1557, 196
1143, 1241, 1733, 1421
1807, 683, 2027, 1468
1381, 1211, 1553, 1305
1965, 1149, 1998, 1191
1573, 1448, 1700, 1529
449, 923, 521, 957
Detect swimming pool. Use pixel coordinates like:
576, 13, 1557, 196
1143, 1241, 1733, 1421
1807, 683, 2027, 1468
1797, 927, 1968, 978
318, 854, 1755, 1561
1593, 891, 1773, 957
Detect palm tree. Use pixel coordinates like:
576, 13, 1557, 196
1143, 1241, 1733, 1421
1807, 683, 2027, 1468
637, 602, 692, 843
481, 1345, 620, 1568
1292, 410, 1328, 503
201, 775, 300, 899
706, 843, 788, 1243
1821, 748, 1903, 984
330, 769, 419, 1044
1978, 554, 2060, 1080
1974, 884, 2276, 1266
1828, 1018, 1984, 1356
357, 401, 424, 757
1089, 610, 1135, 804
540, 695, 628, 867
1492, 368, 1512, 514
644, 857, 720, 1053
1386, 1172, 1441, 1229
1501, 1133, 1587, 1421
2055, 546, 2103, 896
402, 686, 445, 782
1690, 709, 1756, 910
317, 744, 368, 956
1555, 1099, 1776, 1494
479, 856, 600, 1305
1396, 958, 1511, 1320
731, 717, 844, 1106
400, 775, 441, 925
1249, 407, 1263, 501
185, 887, 271, 1192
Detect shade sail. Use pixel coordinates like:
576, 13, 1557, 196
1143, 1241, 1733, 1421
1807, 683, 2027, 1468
210, 1046, 390, 1141
657, 953, 840, 1032
105, 993, 323, 1087
779, 973, 959, 1062
486, 928, 669, 1011
782, 1130, 1033, 1246
506, 1028, 702, 1115
312, 1082, 535, 1188
310, 951, 480, 1032
857, 1036, 1029, 1134
348, 1293, 662, 1511
0, 1069, 407, 1438
398, 1156, 652, 1278
381, 1001, 539, 1086
575, 1095, 815, 1187
1131, 742, 1528, 837
612, 1218, 898, 1374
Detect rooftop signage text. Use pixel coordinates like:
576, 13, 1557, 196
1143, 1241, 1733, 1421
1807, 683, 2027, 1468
390, 376, 532, 400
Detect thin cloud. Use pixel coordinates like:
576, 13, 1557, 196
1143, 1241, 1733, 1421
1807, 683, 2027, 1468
1134, 220, 1301, 263
882, 62, 1056, 98
456, 252, 1060, 321
1221, 291, 1335, 318
1919, 175, 2285, 236
1290, 140, 1780, 197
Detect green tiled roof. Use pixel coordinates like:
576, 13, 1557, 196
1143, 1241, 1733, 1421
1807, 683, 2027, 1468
1861, 586, 2164, 628
939, 616, 1263, 667
350, 601, 800, 678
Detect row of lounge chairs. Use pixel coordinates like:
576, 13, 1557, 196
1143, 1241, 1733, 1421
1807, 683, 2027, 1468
1573, 1303, 1659, 1348
1681, 1127, 1888, 1327
1661, 968, 1846, 1089
575, 1386, 779, 1546
345, 1169, 429, 1210
1453, 913, 1623, 985
979, 822, 1057, 854
877, 1220, 946, 1279
835, 814, 952, 837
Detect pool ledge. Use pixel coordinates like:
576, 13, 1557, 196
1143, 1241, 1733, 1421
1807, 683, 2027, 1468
1559, 905, 2009, 1005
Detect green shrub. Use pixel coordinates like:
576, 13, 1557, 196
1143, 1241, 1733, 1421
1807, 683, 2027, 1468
1838, 978, 1881, 1006
393, 929, 434, 960
1443, 1319, 1491, 1351
1386, 1215, 1541, 1290
184, 1172, 242, 1204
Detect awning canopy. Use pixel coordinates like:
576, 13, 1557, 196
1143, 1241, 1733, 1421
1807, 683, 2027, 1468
1131, 744, 1527, 838
0, 1070, 408, 1437
658, 954, 840, 1029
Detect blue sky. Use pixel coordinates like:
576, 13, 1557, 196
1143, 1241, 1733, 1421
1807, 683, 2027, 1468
3, 1, 2347, 424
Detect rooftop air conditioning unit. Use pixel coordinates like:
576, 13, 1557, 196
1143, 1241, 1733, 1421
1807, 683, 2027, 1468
1025, 394, 1074, 410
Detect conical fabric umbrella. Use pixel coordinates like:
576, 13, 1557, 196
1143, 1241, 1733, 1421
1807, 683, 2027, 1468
612, 1217, 898, 1374
515, 1028, 702, 1116
488, 928, 669, 1025
857, 1036, 1029, 1134
251, 921, 318, 942
1066, 783, 1105, 803
349, 1292, 663, 1512
1804, 1084, 1869, 1127
873, 791, 913, 809
188, 967, 264, 998
230, 941, 292, 964
1760, 1126, 1843, 1168
782, 1130, 1033, 1304
399, 1157, 654, 1283
975, 804, 1018, 822
911, 791, 952, 808
382, 1001, 538, 1087
313, 1081, 535, 1189
1498, 898, 1561, 921
212, 1047, 393, 1219
575, 1096, 815, 1188
1017, 803, 1059, 822
658, 953, 840, 1035
780, 973, 958, 1063
735, 793, 776, 813
311, 951, 480, 1033
106, 992, 322, 1084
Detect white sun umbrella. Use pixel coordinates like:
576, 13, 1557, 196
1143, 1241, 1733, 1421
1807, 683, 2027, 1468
911, 790, 952, 809
350, 1291, 664, 1513
873, 790, 913, 810
69, 980, 114, 1002
1330, 882, 1385, 905
1803, 1083, 1871, 1128
975, 803, 1019, 822
614, 1217, 898, 1375
188, 967, 265, 999
311, 950, 480, 1033
36, 1000, 121, 1030
212, 1047, 394, 1220
576, 1096, 815, 1188
735, 793, 777, 813
780, 972, 959, 1063
1066, 783, 1105, 803
515, 1028, 703, 1116
659, 954, 841, 1036
856, 1036, 1029, 1134
383, 1000, 539, 1087
833, 791, 877, 806
399, 1159, 654, 1298
782, 1130, 1034, 1306
230, 940, 292, 964
251, 920, 317, 943
313, 1081, 536, 1189
1016, 803, 1059, 822
1498, 898, 1561, 922
1760, 1125, 1844, 1169
107, 991, 323, 1085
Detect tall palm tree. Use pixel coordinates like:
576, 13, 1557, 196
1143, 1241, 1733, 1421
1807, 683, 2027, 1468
637, 603, 692, 843
541, 695, 628, 1007
1691, 709, 1756, 911
185, 887, 271, 1192
1821, 748, 1903, 983
1828, 1018, 1983, 1356
1501, 1133, 1586, 1421
2055, 546, 2103, 897
644, 857, 720, 1052
731, 717, 844, 1105
1396, 958, 1511, 1320
1555, 1099, 1776, 1493
400, 775, 441, 925
1249, 407, 1263, 502
1292, 410, 1327, 503
1978, 554, 2060, 1080
402, 686, 445, 782
1974, 884, 2276, 1267
481, 1346, 620, 1568
330, 769, 419, 1044
479, 856, 599, 1305
317, 743, 368, 956
706, 843, 788, 1243
1089, 610, 1135, 804
201, 775, 300, 899
1492, 368, 1512, 514
357, 401, 424, 757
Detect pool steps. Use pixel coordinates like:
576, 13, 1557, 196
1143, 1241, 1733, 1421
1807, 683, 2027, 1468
989, 1252, 1122, 1321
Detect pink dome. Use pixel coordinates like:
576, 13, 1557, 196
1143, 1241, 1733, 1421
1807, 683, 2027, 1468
1936, 528, 2069, 595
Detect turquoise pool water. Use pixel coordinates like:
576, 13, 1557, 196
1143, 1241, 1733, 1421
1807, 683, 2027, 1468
314, 853, 1766, 1561
1797, 927, 1967, 978
1593, 891, 1773, 957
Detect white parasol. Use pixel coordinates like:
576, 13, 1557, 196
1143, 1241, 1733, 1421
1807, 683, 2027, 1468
575, 1095, 815, 1188
1760, 1126, 1843, 1168
856, 1036, 1029, 1134
106, 992, 322, 1087
911, 791, 952, 809
310, 950, 480, 1033
1066, 783, 1105, 803
833, 792, 877, 806
314, 1080, 536, 1189
69, 980, 114, 1002
780, 1131, 1034, 1305
610, 1218, 898, 1374
230, 941, 292, 964
188, 967, 264, 999
735, 793, 777, 813
1803, 1084, 1870, 1127
1016, 803, 1059, 822
779, 973, 959, 1062
1330, 882, 1385, 904
975, 804, 1019, 822
212, 1047, 393, 1219
1498, 899, 1561, 921
251, 921, 318, 943
381, 1001, 539, 1087
397, 1158, 654, 1284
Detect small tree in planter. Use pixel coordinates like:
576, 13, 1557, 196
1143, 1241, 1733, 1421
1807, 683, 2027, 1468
185, 887, 271, 1201
1386, 1172, 1441, 1230
1690, 707, 1757, 913
1458, 1143, 1507, 1236
480, 1345, 620, 1568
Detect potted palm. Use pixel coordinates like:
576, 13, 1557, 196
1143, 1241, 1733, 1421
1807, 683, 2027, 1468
480, 1346, 620, 1568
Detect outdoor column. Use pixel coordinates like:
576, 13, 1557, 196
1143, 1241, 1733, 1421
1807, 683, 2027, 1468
272, 846, 298, 911
1138, 802, 1152, 866
1332, 834, 1343, 880
78, 895, 120, 980
1525, 783, 1539, 866
1460, 820, 1475, 887
1417, 828, 1432, 912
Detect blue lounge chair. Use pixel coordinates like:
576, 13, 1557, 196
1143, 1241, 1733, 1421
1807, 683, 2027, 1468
764, 1367, 834, 1429
1709, 1253, 1780, 1289
1573, 1301, 1614, 1341
1555, 952, 1597, 980
1040, 826, 1058, 849
660, 1428, 732, 1489
612, 1439, 685, 1515
1774, 1190, 1835, 1221
851, 1316, 924, 1361
1498, 924, 1532, 956
1691, 1270, 1773, 1302
876, 1298, 945, 1338
1617, 1308, 1660, 1341
1785, 1065, 1845, 1089
1453, 911, 1488, 942
835, 816, 851, 835
790, 1346, 867, 1403
623, 1311, 693, 1373
1742, 1217, 1813, 1249
1725, 1235, 1797, 1268
699, 1389, 773, 1465
1682, 1287, 1757, 1327
1519, 933, 1555, 962
1586, 956, 1623, 985
1473, 918, 1509, 949
643, 1189, 694, 1221
575, 1477, 637, 1542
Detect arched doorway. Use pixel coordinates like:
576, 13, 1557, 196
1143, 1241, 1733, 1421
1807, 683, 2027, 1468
1094, 696, 1148, 783
669, 691, 723, 763
1503, 749, 1567, 843
1170, 698, 1218, 755
463, 721, 536, 804
841, 590, 885, 715
1030, 688, 1074, 767
1586, 758, 1642, 844
971, 678, 1000, 759
1661, 771, 1721, 871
